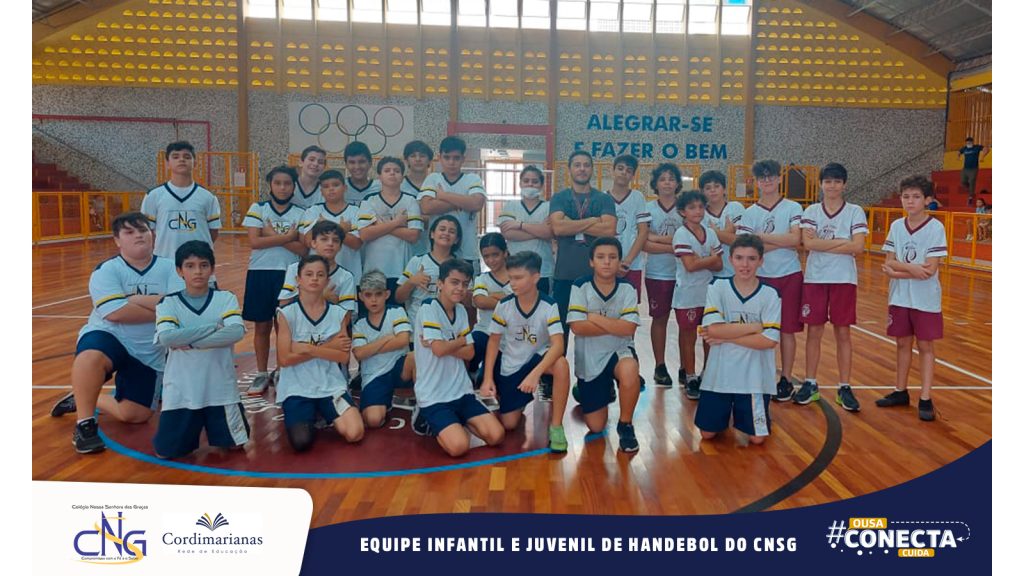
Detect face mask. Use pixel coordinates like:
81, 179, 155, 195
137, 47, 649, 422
521, 187, 541, 200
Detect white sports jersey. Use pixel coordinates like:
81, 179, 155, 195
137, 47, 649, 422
292, 180, 322, 210
703, 201, 746, 278
488, 294, 563, 376
414, 298, 474, 407
345, 177, 381, 206
401, 176, 432, 255
397, 252, 448, 328
277, 261, 357, 315
566, 276, 641, 382
883, 216, 947, 313
496, 200, 554, 277
141, 182, 221, 259
701, 278, 781, 395
672, 222, 724, 309
645, 198, 685, 280
79, 255, 185, 371
472, 271, 513, 333
736, 198, 804, 278
352, 305, 412, 386
299, 202, 368, 279
155, 290, 243, 410
608, 189, 653, 271
419, 172, 486, 261
801, 202, 868, 285
275, 301, 350, 403
243, 201, 305, 271
360, 191, 425, 278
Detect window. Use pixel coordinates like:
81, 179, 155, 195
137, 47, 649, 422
248, 0, 276, 19
459, 0, 487, 27
387, 0, 418, 25
282, 0, 312, 20
721, 0, 751, 36
590, 0, 620, 33
318, 0, 348, 22
352, 0, 383, 23
556, 0, 587, 31
622, 0, 654, 33
521, 0, 550, 29
421, 0, 451, 27
490, 2, 519, 29
688, 0, 718, 35
655, 0, 684, 34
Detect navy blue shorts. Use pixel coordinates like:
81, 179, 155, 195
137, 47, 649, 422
281, 392, 356, 428
360, 354, 413, 409
695, 391, 772, 437
419, 393, 490, 436
152, 403, 250, 459
76, 330, 159, 410
576, 347, 637, 415
496, 353, 541, 414
469, 330, 490, 373
537, 277, 551, 296
242, 269, 287, 322
386, 277, 400, 306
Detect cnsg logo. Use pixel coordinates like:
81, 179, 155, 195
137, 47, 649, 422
826, 517, 971, 558
73, 511, 147, 564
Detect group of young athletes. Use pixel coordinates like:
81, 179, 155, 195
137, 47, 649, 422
50, 136, 947, 461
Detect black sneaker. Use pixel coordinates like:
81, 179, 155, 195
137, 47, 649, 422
349, 374, 362, 393
653, 364, 673, 387
793, 380, 820, 405
773, 377, 794, 402
836, 386, 861, 412
411, 405, 429, 436
617, 421, 639, 453
73, 419, 106, 454
918, 398, 935, 421
51, 391, 76, 417
684, 377, 701, 401
538, 374, 553, 402
875, 389, 910, 407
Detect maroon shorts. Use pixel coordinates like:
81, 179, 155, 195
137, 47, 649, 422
645, 278, 675, 319
674, 307, 704, 330
801, 283, 857, 326
887, 305, 943, 341
761, 271, 803, 334
624, 269, 643, 298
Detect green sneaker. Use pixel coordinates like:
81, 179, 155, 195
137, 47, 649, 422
793, 380, 820, 405
572, 383, 581, 403
548, 425, 568, 453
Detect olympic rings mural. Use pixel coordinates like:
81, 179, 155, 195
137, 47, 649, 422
288, 101, 414, 157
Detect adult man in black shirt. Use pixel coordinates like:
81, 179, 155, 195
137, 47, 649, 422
959, 136, 988, 203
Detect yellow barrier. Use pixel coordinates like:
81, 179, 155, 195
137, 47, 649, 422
865, 207, 991, 271
727, 164, 818, 206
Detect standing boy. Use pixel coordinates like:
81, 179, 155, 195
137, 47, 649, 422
418, 136, 488, 274
700, 170, 745, 279
358, 156, 424, 298
605, 154, 651, 295
401, 140, 435, 255
299, 169, 366, 280
343, 141, 381, 205
278, 220, 357, 314
142, 141, 221, 262
292, 145, 327, 209
498, 166, 555, 294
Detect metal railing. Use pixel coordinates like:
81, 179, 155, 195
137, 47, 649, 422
865, 207, 992, 271
727, 164, 819, 206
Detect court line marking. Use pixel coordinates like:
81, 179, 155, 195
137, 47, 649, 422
33, 314, 89, 319
32, 294, 90, 310
850, 325, 992, 385
34, 385, 114, 389
31, 384, 994, 392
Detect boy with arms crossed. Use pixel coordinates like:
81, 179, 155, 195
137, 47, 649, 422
299, 169, 366, 281
418, 136, 487, 275
142, 141, 221, 263
343, 141, 381, 205
605, 154, 651, 294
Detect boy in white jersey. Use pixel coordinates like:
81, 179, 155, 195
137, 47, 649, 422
141, 141, 221, 264
358, 156, 424, 301
672, 191, 723, 400
877, 176, 947, 421
498, 166, 555, 294
51, 212, 185, 454
344, 141, 381, 205
353, 271, 415, 429
644, 163, 686, 387
276, 255, 364, 451
470, 233, 513, 378
278, 221, 357, 315
152, 241, 248, 458
292, 145, 327, 209
796, 163, 867, 412
419, 136, 487, 275
736, 159, 804, 402
700, 170, 744, 278
411, 259, 505, 457
242, 166, 308, 395
696, 235, 781, 444
396, 215, 463, 328
481, 251, 571, 452
402, 140, 435, 256
299, 169, 366, 280
567, 238, 643, 453
606, 154, 652, 295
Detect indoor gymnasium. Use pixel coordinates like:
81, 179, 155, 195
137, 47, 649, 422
31, 0, 991, 525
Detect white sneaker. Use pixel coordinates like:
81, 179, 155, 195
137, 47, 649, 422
246, 373, 270, 396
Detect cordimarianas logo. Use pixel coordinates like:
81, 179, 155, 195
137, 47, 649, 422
163, 512, 264, 554
826, 517, 971, 558
73, 511, 147, 564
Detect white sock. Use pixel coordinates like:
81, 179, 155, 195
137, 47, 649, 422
805, 378, 817, 385
76, 417, 95, 425
839, 382, 850, 389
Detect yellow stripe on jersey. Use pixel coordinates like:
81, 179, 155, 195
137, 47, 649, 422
473, 284, 488, 291
221, 310, 241, 319
459, 327, 472, 337
621, 307, 639, 315
703, 307, 720, 315
207, 215, 221, 222
762, 323, 781, 330
568, 305, 588, 313
245, 211, 263, 220
157, 316, 180, 327
407, 215, 424, 221
421, 187, 438, 193
403, 271, 413, 278
144, 214, 157, 222
282, 284, 296, 291
298, 220, 313, 228
352, 333, 366, 339
468, 185, 485, 191
339, 295, 356, 301
393, 318, 410, 326
423, 321, 442, 329
547, 317, 560, 326
358, 215, 376, 221
499, 213, 517, 219
492, 314, 507, 327
95, 294, 127, 307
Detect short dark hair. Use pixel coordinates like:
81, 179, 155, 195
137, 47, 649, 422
520, 165, 545, 185
439, 136, 467, 155
429, 214, 463, 255
343, 141, 372, 162
899, 175, 934, 198
266, 165, 298, 184
676, 190, 708, 211
819, 162, 848, 183
297, 254, 330, 275
506, 251, 542, 274
439, 258, 473, 282
752, 159, 782, 178
479, 232, 508, 253
731, 233, 765, 258
568, 150, 593, 168
376, 156, 406, 175
165, 140, 195, 159
403, 140, 434, 161
965, 136, 974, 142
309, 219, 344, 243
319, 169, 345, 183
589, 236, 622, 259
650, 162, 682, 193
300, 145, 326, 161
612, 154, 639, 172
175, 239, 215, 268
699, 170, 726, 189
111, 211, 151, 236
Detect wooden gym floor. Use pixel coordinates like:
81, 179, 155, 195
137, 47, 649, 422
31, 235, 991, 526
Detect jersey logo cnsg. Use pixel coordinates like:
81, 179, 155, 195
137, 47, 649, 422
514, 327, 538, 344
169, 210, 198, 231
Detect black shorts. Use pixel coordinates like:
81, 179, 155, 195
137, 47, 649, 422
242, 269, 287, 322
76, 330, 159, 410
